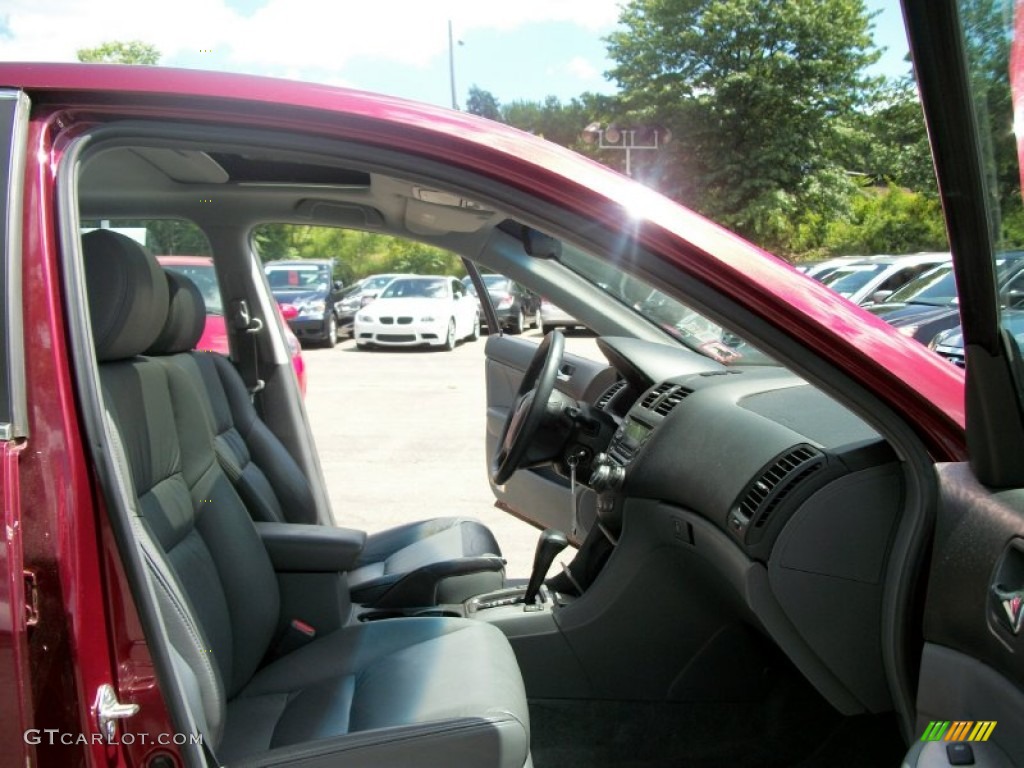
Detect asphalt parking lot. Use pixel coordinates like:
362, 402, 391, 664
302, 328, 602, 579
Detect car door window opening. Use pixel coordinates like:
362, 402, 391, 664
13, 6, 1024, 761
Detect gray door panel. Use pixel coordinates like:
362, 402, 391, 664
484, 334, 614, 537
907, 463, 1024, 764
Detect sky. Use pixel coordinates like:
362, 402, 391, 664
0, 0, 911, 109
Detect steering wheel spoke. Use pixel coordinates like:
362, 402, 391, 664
491, 330, 566, 485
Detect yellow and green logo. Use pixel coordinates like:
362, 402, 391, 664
920, 721, 997, 742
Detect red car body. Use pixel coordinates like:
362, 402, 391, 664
155, 256, 232, 354
0, 56, 975, 767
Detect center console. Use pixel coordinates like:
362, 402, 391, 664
354, 527, 576, 625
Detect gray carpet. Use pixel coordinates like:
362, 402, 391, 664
528, 668, 904, 767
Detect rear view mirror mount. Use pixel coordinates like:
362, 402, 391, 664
522, 227, 562, 259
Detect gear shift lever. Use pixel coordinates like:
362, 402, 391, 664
523, 529, 569, 608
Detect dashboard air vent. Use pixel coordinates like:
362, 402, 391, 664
596, 379, 628, 410
640, 382, 674, 409
653, 387, 691, 416
737, 445, 824, 529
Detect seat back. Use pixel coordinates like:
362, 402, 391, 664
197, 352, 319, 524
83, 230, 282, 746
154, 269, 319, 525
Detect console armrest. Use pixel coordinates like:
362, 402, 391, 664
255, 522, 367, 572
370, 555, 507, 608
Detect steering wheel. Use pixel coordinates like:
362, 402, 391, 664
491, 330, 565, 485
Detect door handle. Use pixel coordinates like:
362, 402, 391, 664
992, 585, 1024, 635
991, 538, 1024, 636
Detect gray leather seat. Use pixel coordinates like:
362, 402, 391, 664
151, 264, 505, 605
84, 230, 530, 766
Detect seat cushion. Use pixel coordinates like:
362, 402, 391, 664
220, 618, 530, 766
349, 518, 505, 604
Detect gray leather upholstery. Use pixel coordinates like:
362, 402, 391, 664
83, 231, 530, 766
145, 266, 206, 356
256, 521, 366, 572
86, 229, 169, 360
350, 517, 505, 603
148, 268, 505, 604
221, 619, 530, 763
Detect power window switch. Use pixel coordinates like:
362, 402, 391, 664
946, 742, 974, 766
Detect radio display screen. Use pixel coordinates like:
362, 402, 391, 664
623, 418, 652, 444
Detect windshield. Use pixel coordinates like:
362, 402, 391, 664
886, 255, 1024, 306
887, 265, 958, 305
362, 275, 397, 292
380, 277, 448, 299
821, 264, 886, 295
944, 0, 1024, 385
552, 237, 773, 365
482, 275, 511, 292
266, 265, 331, 292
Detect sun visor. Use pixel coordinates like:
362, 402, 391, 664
404, 197, 494, 235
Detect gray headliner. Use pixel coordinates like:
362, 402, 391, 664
77, 137, 671, 343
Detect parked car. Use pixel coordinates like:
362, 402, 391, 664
355, 275, 480, 350
820, 252, 951, 306
3, 3, 1024, 765
800, 255, 866, 282
538, 297, 582, 332
158, 255, 307, 396
865, 263, 961, 342
463, 274, 540, 333
265, 259, 346, 347
930, 309, 1024, 368
334, 282, 363, 336
357, 273, 404, 303
869, 252, 1024, 343
336, 273, 403, 335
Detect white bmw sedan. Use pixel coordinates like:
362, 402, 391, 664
355, 275, 480, 350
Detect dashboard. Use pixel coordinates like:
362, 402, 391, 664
588, 337, 897, 556
591, 338, 896, 561
572, 337, 905, 714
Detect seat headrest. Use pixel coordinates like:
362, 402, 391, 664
146, 271, 207, 356
83, 230, 169, 362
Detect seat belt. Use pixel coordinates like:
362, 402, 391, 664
228, 299, 265, 400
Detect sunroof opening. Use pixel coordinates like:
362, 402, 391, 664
208, 152, 371, 186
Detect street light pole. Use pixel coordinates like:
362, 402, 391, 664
448, 20, 458, 110
581, 123, 664, 178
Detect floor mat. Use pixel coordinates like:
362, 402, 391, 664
528, 669, 905, 768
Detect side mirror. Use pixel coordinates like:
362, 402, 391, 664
333, 280, 344, 291
870, 290, 893, 305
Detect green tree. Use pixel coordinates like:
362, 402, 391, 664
848, 74, 937, 194
252, 225, 463, 282
501, 93, 617, 148
466, 86, 502, 121
824, 184, 948, 255
77, 40, 160, 65
606, 0, 880, 239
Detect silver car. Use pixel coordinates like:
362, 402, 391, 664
538, 297, 580, 332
